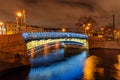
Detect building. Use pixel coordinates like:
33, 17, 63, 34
0, 24, 6, 34
43, 27, 70, 32
27, 25, 44, 32
1, 22, 70, 35
5, 22, 20, 34
4, 22, 44, 34
5, 22, 27, 34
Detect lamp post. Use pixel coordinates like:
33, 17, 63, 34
85, 26, 90, 36
22, 9, 27, 32
16, 11, 22, 33
84, 23, 91, 36
16, 9, 27, 33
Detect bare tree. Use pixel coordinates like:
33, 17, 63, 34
73, 16, 97, 34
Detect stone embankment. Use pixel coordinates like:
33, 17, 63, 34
89, 36, 120, 49
0, 33, 30, 76
0, 33, 27, 55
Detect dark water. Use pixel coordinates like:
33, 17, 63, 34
0, 43, 120, 80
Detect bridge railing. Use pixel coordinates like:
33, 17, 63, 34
22, 32, 88, 41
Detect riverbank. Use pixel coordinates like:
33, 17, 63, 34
89, 37, 120, 49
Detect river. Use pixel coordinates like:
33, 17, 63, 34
0, 43, 120, 80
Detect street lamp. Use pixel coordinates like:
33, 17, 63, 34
100, 27, 104, 31
0, 22, 3, 25
62, 28, 66, 32
16, 11, 22, 33
85, 26, 90, 35
87, 23, 91, 26
17, 12, 22, 17
83, 23, 91, 36
16, 9, 27, 32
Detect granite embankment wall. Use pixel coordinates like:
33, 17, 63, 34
89, 37, 120, 49
0, 33, 29, 65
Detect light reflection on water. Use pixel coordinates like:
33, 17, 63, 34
30, 48, 64, 67
83, 56, 102, 80
28, 48, 87, 80
113, 55, 120, 80
28, 46, 120, 80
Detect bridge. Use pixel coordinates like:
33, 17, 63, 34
22, 32, 89, 50
0, 32, 88, 64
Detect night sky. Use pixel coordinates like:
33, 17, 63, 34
0, 0, 120, 28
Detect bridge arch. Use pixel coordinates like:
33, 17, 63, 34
22, 32, 89, 50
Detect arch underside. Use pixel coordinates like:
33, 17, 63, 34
26, 38, 89, 50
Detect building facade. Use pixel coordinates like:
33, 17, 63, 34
27, 26, 44, 32
0, 25, 6, 34
43, 27, 70, 32
4, 22, 44, 34
1, 22, 70, 35
5, 22, 19, 34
